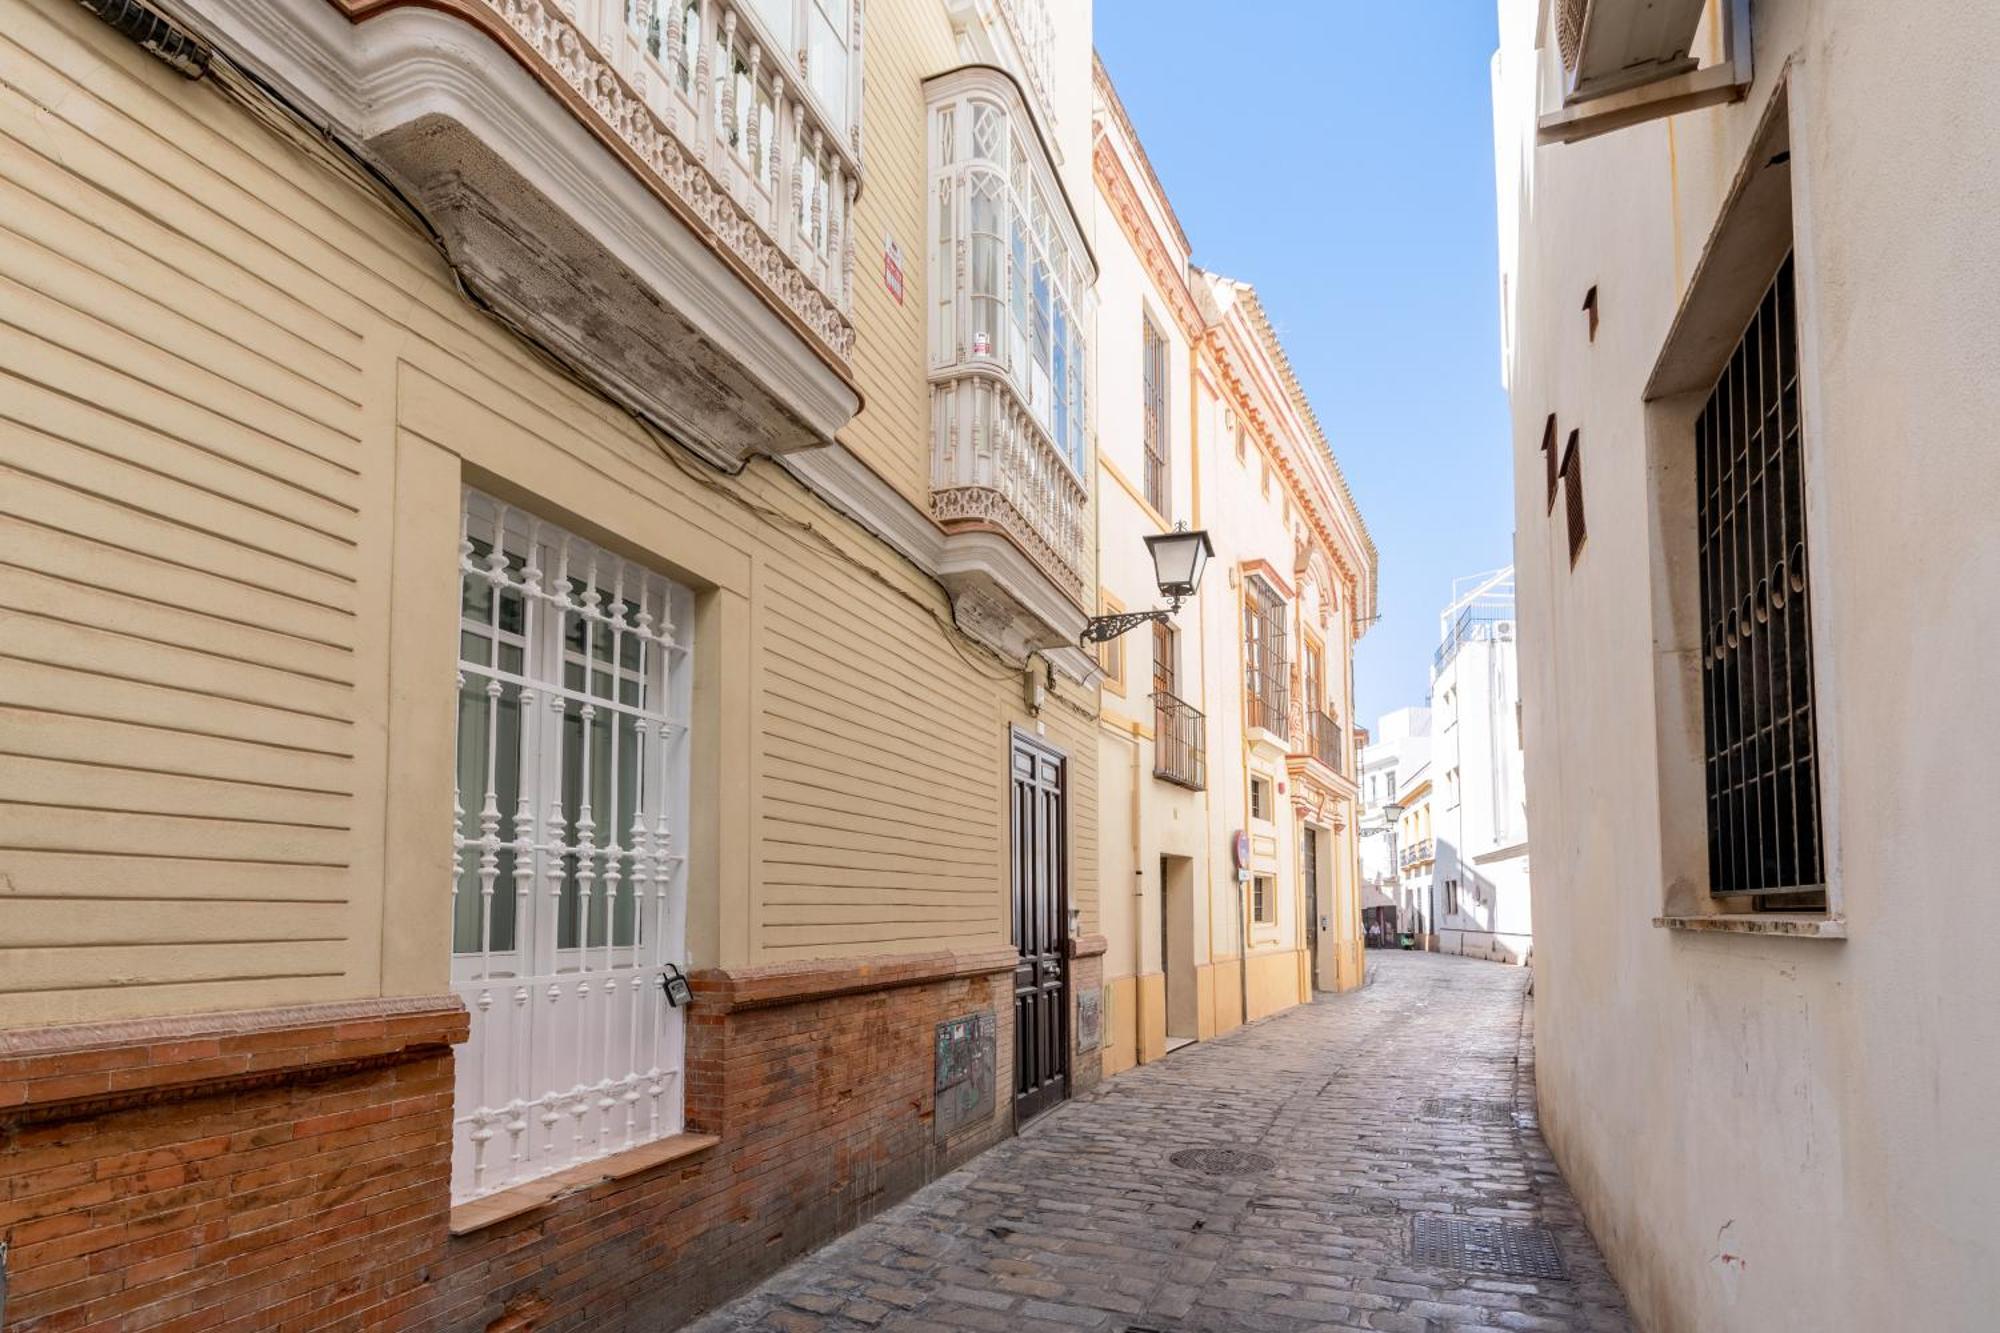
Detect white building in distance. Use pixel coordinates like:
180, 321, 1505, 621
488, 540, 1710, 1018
1429, 569, 1531, 963
1358, 707, 1429, 945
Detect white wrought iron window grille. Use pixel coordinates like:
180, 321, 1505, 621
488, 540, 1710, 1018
451, 488, 693, 1205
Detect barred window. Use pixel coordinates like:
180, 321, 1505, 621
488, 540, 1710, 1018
1142, 318, 1170, 514
451, 489, 693, 1204
1696, 254, 1824, 905
1252, 873, 1276, 925
1243, 576, 1289, 734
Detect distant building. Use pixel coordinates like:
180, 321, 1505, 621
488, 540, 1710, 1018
1090, 57, 1377, 1076
1429, 569, 1531, 963
1358, 707, 1430, 944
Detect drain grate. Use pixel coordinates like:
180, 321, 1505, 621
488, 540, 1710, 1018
1420, 1096, 1517, 1126
1410, 1216, 1567, 1280
1166, 1147, 1275, 1176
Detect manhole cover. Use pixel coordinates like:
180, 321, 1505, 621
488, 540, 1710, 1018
1410, 1216, 1567, 1280
1167, 1147, 1275, 1176
1420, 1096, 1516, 1125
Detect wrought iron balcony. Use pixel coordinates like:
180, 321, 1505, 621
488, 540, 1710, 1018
1246, 684, 1287, 739
1153, 690, 1207, 791
1310, 711, 1344, 775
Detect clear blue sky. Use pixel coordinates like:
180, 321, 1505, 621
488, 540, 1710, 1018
1095, 2, 1511, 730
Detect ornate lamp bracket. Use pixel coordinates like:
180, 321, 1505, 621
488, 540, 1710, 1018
1078, 598, 1183, 646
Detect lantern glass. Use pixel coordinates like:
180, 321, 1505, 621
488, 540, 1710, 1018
1144, 527, 1213, 600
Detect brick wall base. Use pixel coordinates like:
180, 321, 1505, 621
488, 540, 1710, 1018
0, 998, 466, 1332
0, 947, 1038, 1332
429, 947, 1019, 1331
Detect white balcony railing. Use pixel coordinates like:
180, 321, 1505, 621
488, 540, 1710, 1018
475, 0, 860, 358
930, 369, 1087, 603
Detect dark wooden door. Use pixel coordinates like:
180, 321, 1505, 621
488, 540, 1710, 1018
1011, 731, 1069, 1125
1301, 825, 1320, 983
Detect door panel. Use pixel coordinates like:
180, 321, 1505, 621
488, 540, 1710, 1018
1011, 733, 1069, 1125
1302, 825, 1320, 986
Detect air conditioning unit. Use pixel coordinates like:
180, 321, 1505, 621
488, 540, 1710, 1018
1495, 621, 1515, 641
1553, 0, 1705, 105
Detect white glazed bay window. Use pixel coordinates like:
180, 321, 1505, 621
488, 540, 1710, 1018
451, 488, 693, 1205
926, 67, 1094, 599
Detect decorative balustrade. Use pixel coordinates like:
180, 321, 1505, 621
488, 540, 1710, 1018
1152, 690, 1206, 790
930, 370, 1088, 602
480, 0, 860, 358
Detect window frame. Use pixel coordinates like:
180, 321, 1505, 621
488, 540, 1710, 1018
926, 73, 1093, 479
450, 489, 694, 1205
1640, 82, 1842, 934
1243, 575, 1290, 737
1141, 316, 1170, 515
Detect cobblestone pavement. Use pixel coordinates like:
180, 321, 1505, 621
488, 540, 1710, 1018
686, 952, 1631, 1332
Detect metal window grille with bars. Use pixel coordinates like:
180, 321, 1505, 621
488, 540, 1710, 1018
1252, 874, 1275, 924
1243, 577, 1289, 735
1696, 253, 1824, 901
1151, 620, 1206, 788
1142, 318, 1169, 514
451, 489, 694, 1204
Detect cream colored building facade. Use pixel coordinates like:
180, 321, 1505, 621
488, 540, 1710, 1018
1089, 60, 1376, 1077
0, 0, 1115, 1324
1497, 0, 2000, 1328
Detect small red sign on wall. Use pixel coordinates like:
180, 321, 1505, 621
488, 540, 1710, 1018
883, 235, 905, 306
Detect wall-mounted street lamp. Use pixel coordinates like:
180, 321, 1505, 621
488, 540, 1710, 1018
1079, 525, 1215, 645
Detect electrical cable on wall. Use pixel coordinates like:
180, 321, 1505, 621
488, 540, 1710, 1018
152, 2, 1096, 712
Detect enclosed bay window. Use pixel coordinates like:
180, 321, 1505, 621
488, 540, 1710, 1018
927, 70, 1091, 475
924, 66, 1095, 603
450, 488, 693, 1205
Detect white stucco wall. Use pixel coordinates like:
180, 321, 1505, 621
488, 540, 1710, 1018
1496, 1, 2000, 1328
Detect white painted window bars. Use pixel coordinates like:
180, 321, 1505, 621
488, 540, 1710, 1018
451, 488, 693, 1205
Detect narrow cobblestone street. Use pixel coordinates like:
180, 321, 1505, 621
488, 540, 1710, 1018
688, 954, 1630, 1332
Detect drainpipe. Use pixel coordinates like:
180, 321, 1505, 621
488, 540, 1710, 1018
1131, 728, 1143, 989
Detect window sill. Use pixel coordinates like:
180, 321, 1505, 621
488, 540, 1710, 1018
448, 1131, 721, 1236
1653, 913, 1846, 940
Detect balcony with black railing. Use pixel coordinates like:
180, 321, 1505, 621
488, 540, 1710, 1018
1310, 711, 1344, 775
1153, 691, 1207, 791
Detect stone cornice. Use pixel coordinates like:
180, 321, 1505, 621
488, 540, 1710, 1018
0, 995, 467, 1125
1201, 316, 1373, 631
1091, 133, 1203, 342
688, 946, 1020, 1013
1091, 52, 1191, 254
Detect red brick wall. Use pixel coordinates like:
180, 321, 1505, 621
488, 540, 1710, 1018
429, 949, 1017, 1331
0, 999, 464, 1332
0, 953, 1029, 1332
